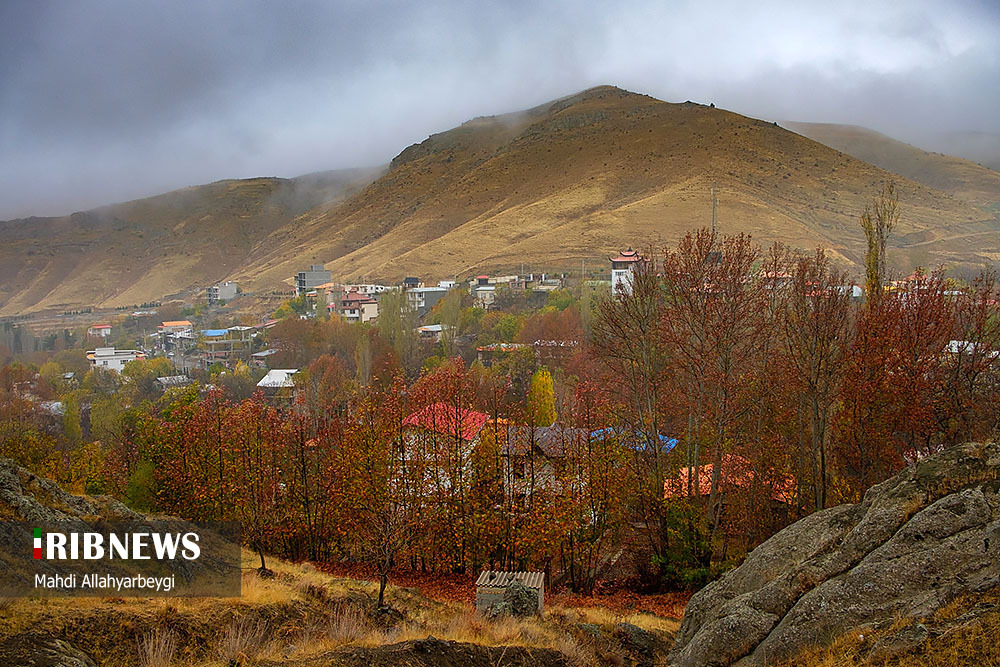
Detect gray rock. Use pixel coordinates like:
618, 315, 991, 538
868, 622, 929, 661
502, 580, 539, 618
670, 441, 1000, 666
0, 632, 97, 666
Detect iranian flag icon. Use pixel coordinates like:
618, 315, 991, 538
33, 527, 41, 559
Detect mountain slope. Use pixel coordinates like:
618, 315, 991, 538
0, 169, 380, 315
234, 86, 999, 290
3, 86, 1000, 315
782, 121, 1000, 207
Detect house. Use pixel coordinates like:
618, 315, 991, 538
402, 403, 491, 490
295, 265, 332, 296
251, 349, 279, 368
87, 347, 145, 372
155, 375, 193, 391
407, 286, 448, 317
158, 320, 193, 335
501, 424, 588, 496
87, 324, 112, 338
207, 281, 238, 305
475, 571, 544, 614
610, 247, 645, 296
416, 323, 450, 342
333, 289, 379, 323
256, 369, 299, 403
403, 403, 489, 444
664, 454, 795, 503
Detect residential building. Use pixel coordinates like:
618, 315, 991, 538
343, 283, 394, 296
333, 289, 379, 323
158, 320, 193, 335
87, 324, 112, 338
87, 347, 145, 372
155, 375, 193, 391
416, 323, 450, 342
610, 247, 644, 296
663, 454, 795, 503
207, 281, 238, 304
296, 265, 332, 296
256, 369, 299, 403
407, 286, 448, 317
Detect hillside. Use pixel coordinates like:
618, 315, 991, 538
0, 168, 380, 315
4, 86, 1000, 315
782, 121, 1000, 207
237, 86, 999, 289
0, 458, 678, 666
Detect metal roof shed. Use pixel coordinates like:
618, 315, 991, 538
475, 570, 545, 614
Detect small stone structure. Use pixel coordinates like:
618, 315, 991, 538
475, 570, 545, 614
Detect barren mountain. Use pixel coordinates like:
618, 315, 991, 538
3, 86, 999, 315
0, 169, 379, 315
236, 86, 999, 290
782, 121, 1000, 207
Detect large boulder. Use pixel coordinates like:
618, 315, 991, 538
670, 441, 1000, 666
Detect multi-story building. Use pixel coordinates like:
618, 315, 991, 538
206, 281, 238, 304
295, 265, 332, 296
334, 290, 379, 323
87, 347, 145, 372
610, 247, 644, 296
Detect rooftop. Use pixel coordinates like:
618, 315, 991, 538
403, 403, 489, 441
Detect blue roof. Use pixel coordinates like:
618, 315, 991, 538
201, 329, 228, 337
590, 427, 678, 453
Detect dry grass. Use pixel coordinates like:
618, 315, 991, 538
216, 613, 269, 663
779, 591, 1000, 667
2, 548, 679, 666
136, 629, 178, 667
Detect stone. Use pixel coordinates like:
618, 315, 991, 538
670, 442, 1000, 666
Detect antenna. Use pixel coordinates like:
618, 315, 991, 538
711, 184, 718, 235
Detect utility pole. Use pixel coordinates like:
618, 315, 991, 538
712, 184, 718, 236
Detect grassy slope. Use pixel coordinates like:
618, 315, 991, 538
5, 86, 1000, 315
0, 550, 679, 666
0, 169, 379, 316
783, 121, 1000, 208
240, 86, 998, 289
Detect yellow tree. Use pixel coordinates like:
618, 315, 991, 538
528, 367, 556, 427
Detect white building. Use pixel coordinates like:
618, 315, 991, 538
87, 347, 145, 372
87, 324, 112, 338
256, 369, 299, 389
207, 281, 238, 304
610, 247, 644, 296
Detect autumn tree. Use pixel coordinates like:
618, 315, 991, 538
860, 181, 899, 303
781, 248, 854, 510
527, 367, 557, 427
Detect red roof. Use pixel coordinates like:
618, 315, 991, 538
89, 324, 111, 329
610, 247, 643, 263
664, 454, 795, 503
403, 403, 489, 441
342, 291, 376, 304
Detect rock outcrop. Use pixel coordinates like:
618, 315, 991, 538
670, 441, 1000, 666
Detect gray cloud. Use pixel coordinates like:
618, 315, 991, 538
1, 0, 997, 219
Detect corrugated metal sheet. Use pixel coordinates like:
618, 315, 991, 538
475, 570, 545, 590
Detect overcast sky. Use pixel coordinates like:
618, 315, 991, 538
1, 0, 998, 219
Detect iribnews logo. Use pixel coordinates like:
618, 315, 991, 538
32, 527, 201, 561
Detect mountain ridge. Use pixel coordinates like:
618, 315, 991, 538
2, 86, 999, 315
